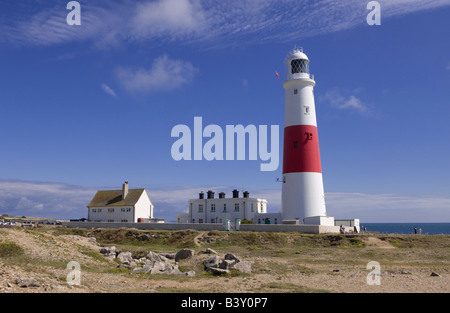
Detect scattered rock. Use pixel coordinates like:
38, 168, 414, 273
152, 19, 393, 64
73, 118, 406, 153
175, 249, 195, 262
202, 253, 251, 275
430, 272, 441, 277
15, 278, 40, 288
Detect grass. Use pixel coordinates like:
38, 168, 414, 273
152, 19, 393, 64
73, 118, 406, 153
2, 226, 449, 293
0, 241, 24, 258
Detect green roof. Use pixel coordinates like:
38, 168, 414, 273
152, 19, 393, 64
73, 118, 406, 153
87, 189, 145, 207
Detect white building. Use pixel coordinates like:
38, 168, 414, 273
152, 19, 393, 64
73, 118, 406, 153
87, 181, 158, 223
176, 190, 278, 225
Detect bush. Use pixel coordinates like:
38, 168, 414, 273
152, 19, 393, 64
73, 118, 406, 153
0, 241, 24, 258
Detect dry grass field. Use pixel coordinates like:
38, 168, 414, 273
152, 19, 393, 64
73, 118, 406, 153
0, 226, 449, 293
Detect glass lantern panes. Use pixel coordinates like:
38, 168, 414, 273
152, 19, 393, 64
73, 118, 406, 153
291, 59, 309, 74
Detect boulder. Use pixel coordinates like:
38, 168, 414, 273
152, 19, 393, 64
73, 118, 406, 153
100, 246, 116, 258
224, 253, 240, 263
203, 255, 220, 269
219, 259, 236, 270
117, 252, 133, 264
175, 249, 195, 262
232, 261, 252, 273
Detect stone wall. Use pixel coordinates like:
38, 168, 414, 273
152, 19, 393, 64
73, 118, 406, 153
62, 222, 340, 234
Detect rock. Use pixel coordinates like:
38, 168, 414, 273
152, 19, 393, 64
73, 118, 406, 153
219, 259, 236, 270
147, 251, 168, 264
184, 271, 196, 277
430, 272, 441, 277
117, 252, 133, 264
232, 261, 252, 274
224, 253, 240, 263
100, 246, 116, 258
138, 234, 151, 241
203, 255, 220, 269
200, 248, 218, 255
175, 249, 195, 262
159, 253, 176, 260
15, 278, 40, 288
209, 267, 229, 275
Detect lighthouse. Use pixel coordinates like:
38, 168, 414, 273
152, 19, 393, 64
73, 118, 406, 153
281, 48, 333, 226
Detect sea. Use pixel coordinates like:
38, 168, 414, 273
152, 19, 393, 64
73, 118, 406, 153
360, 223, 450, 235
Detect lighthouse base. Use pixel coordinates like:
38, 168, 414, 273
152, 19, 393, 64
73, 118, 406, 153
303, 215, 335, 226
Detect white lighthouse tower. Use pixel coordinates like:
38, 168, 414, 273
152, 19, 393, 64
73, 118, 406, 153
281, 48, 334, 226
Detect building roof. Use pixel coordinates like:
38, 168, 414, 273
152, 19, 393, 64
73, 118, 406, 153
87, 189, 146, 207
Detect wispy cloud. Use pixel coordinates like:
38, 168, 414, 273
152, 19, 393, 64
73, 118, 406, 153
322, 89, 370, 113
115, 54, 198, 93
101, 83, 117, 97
2, 0, 449, 48
1, 180, 449, 223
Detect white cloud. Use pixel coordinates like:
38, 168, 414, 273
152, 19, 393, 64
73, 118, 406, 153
2, 0, 450, 48
1, 180, 449, 222
101, 83, 117, 97
322, 89, 370, 113
129, 0, 206, 41
115, 54, 198, 93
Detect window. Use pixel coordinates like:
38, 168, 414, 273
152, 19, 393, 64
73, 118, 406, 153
108, 208, 114, 213
305, 106, 310, 115
198, 204, 203, 212
211, 219, 215, 223
223, 203, 227, 212
251, 203, 254, 212
234, 203, 240, 212
294, 88, 298, 94
107, 219, 114, 222
121, 219, 128, 222
211, 204, 216, 212
98, 209, 102, 213
291, 59, 309, 74
92, 209, 97, 213
121, 208, 126, 212
199, 219, 204, 224
275, 218, 278, 224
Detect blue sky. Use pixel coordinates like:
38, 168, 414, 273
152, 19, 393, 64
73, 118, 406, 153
0, 0, 449, 222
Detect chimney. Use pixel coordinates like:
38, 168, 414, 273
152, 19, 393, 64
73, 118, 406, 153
122, 181, 129, 200
243, 191, 249, 198
232, 189, 239, 198
199, 191, 204, 199
219, 192, 225, 199
207, 190, 215, 199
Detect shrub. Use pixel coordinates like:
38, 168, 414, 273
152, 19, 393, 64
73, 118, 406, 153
0, 241, 24, 257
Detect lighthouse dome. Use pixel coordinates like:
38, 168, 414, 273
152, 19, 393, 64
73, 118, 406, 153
285, 48, 309, 63
284, 47, 312, 81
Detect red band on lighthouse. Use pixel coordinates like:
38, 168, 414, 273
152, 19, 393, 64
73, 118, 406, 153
282, 125, 322, 174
